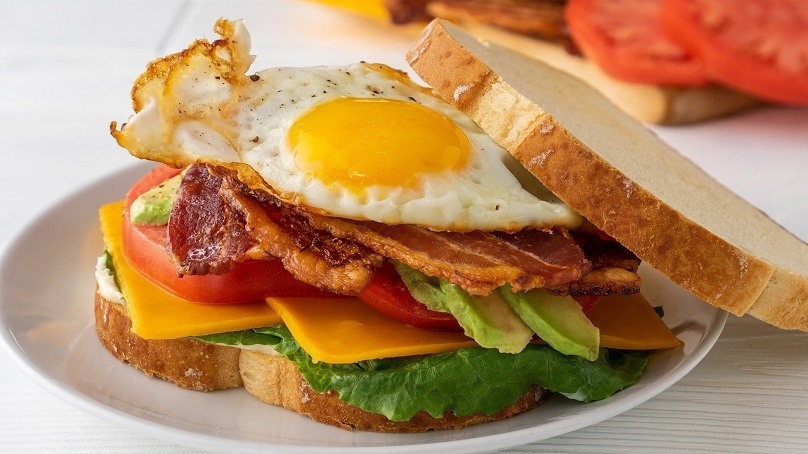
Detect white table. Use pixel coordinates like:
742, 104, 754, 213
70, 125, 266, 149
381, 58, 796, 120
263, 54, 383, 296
2, 1, 808, 452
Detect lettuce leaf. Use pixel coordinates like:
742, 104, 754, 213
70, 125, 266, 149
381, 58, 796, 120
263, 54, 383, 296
199, 325, 649, 421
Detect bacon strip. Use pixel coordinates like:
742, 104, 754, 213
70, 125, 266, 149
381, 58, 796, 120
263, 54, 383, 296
168, 164, 259, 276
169, 163, 637, 297
168, 164, 382, 294
301, 214, 590, 295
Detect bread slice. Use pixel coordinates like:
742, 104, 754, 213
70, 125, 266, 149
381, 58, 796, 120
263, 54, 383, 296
406, 19, 808, 331
94, 291, 243, 391
94, 290, 549, 431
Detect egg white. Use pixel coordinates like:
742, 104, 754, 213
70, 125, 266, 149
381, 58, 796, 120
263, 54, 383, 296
113, 19, 580, 231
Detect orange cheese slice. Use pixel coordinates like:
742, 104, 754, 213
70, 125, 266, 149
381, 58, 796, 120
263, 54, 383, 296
268, 296, 477, 364
588, 294, 682, 350
99, 201, 282, 339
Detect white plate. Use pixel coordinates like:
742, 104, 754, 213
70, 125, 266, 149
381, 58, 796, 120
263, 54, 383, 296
0, 162, 726, 454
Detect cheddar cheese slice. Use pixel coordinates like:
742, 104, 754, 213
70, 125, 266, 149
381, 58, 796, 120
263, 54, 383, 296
588, 294, 682, 350
99, 201, 282, 339
268, 296, 478, 364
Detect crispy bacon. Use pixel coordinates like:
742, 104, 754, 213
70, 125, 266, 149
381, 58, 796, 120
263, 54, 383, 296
168, 164, 259, 276
168, 164, 382, 295
169, 163, 639, 297
300, 215, 590, 295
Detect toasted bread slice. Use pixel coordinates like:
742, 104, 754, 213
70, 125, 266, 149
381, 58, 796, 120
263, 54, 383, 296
94, 291, 243, 391
407, 19, 808, 331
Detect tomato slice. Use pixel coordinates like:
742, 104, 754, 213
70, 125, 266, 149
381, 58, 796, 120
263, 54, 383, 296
565, 0, 708, 86
121, 165, 331, 304
661, 0, 808, 105
573, 295, 601, 313
358, 261, 462, 332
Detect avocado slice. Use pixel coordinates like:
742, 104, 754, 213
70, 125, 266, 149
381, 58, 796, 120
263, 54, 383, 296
439, 281, 534, 354
391, 261, 450, 312
393, 261, 533, 353
500, 286, 600, 361
129, 171, 184, 225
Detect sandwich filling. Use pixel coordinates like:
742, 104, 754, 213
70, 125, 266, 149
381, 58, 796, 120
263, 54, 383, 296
93, 162, 680, 421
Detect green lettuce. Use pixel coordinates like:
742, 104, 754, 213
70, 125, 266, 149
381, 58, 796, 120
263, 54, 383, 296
198, 325, 648, 421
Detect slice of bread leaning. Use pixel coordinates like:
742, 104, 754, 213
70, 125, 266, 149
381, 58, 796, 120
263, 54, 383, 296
407, 19, 808, 331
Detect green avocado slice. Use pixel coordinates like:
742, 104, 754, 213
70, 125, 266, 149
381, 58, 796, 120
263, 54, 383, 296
129, 171, 184, 225
500, 285, 600, 361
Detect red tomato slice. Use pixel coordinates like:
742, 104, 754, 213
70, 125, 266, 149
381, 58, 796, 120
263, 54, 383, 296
566, 0, 708, 86
358, 261, 462, 332
121, 165, 331, 304
661, 0, 808, 105
573, 295, 601, 313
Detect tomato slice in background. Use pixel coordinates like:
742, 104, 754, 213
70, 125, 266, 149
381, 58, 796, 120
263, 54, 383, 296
121, 165, 332, 304
566, 0, 708, 86
358, 261, 462, 332
661, 0, 808, 105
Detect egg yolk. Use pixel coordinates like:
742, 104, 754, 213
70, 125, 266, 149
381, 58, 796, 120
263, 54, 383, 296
287, 97, 470, 192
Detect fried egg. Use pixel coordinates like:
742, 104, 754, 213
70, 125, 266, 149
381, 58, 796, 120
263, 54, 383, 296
112, 19, 580, 231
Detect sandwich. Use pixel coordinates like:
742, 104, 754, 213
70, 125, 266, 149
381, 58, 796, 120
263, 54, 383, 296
350, 0, 808, 124
96, 18, 808, 432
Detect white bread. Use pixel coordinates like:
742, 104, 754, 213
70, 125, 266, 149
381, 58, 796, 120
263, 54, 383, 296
94, 291, 243, 391
406, 19, 808, 331
94, 291, 548, 431
452, 22, 761, 125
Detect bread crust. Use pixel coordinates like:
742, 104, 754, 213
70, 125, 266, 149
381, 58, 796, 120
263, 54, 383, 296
94, 292, 242, 391
406, 19, 808, 331
95, 291, 549, 431
239, 349, 549, 432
